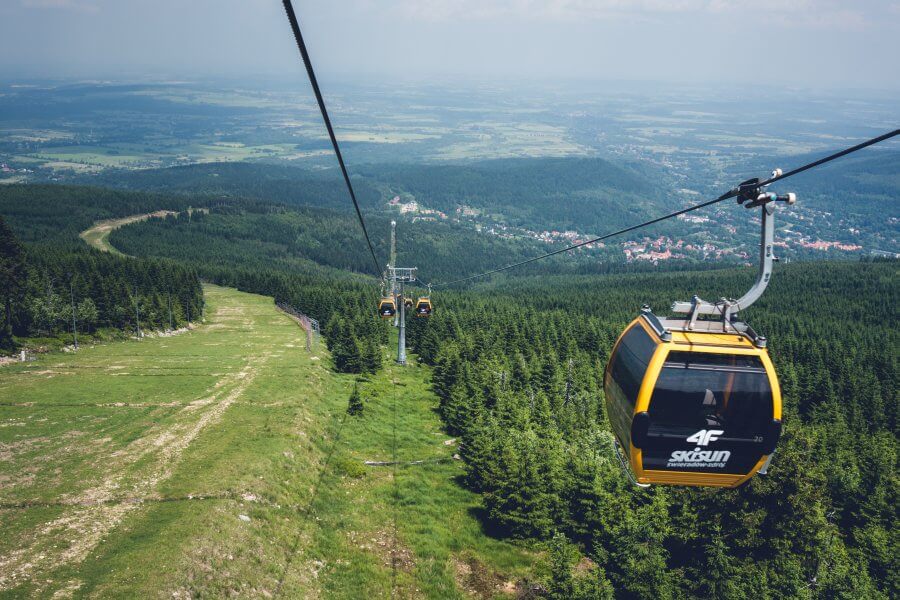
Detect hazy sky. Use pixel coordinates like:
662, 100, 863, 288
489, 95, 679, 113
2, 0, 899, 90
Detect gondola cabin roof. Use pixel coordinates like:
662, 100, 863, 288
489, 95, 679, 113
647, 314, 766, 350
667, 329, 756, 350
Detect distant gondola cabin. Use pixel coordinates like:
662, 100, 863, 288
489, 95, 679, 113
415, 297, 433, 317
604, 312, 782, 488
378, 297, 396, 319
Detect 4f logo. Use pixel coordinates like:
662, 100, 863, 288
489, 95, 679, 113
686, 429, 724, 446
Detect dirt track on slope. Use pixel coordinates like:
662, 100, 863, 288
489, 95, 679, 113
0, 296, 269, 593
79, 211, 177, 254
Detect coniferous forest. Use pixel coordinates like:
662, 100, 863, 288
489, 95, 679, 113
0, 186, 205, 349
0, 222, 203, 349
0, 181, 896, 597
405, 262, 898, 598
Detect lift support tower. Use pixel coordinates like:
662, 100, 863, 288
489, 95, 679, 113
387, 266, 416, 365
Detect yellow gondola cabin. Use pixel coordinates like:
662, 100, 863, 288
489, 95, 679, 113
415, 297, 432, 317
604, 184, 798, 488
604, 309, 782, 488
378, 297, 396, 319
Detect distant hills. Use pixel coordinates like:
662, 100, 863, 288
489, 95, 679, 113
75, 156, 670, 235
14, 146, 898, 273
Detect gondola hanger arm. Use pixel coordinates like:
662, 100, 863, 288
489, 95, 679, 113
671, 171, 796, 329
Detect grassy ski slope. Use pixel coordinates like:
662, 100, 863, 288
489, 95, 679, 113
0, 284, 534, 598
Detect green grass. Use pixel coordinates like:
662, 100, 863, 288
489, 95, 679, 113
298, 346, 539, 599
31, 147, 148, 167
0, 285, 535, 598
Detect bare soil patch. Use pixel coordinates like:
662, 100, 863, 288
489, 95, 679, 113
451, 555, 523, 599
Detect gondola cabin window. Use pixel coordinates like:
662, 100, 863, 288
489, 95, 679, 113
643, 352, 774, 474
605, 323, 656, 451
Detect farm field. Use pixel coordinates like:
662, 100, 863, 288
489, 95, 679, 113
0, 285, 534, 599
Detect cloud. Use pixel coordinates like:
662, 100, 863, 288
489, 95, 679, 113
21, 0, 98, 12
389, 0, 874, 30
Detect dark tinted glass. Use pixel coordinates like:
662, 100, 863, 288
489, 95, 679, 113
608, 324, 657, 407
640, 351, 773, 474
649, 352, 772, 438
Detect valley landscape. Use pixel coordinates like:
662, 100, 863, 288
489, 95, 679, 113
0, 1, 898, 597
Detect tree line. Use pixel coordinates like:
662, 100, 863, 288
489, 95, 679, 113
112, 199, 747, 287
0, 184, 209, 350
0, 216, 203, 350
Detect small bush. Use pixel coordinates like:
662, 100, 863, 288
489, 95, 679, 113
333, 456, 366, 479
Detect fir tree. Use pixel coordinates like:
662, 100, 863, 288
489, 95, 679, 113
547, 532, 576, 600
347, 383, 364, 416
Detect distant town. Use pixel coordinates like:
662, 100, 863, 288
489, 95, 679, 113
387, 194, 876, 264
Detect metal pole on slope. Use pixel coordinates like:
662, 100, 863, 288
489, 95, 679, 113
397, 280, 406, 365
390, 220, 397, 269
388, 266, 416, 365
391, 220, 398, 327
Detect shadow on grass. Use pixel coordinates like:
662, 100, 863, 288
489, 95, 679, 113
449, 473, 512, 540
466, 504, 512, 540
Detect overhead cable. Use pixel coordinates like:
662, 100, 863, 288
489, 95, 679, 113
282, 0, 382, 274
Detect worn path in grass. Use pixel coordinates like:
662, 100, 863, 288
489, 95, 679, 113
78, 211, 177, 255
0, 285, 535, 598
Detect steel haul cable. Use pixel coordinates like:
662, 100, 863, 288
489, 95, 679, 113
281, 0, 382, 274
433, 129, 899, 287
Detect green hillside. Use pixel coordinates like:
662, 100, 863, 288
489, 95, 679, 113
1, 179, 897, 598
0, 285, 534, 598
105, 184, 897, 597
76, 157, 670, 236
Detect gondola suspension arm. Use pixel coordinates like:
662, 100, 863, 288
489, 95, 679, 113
672, 171, 797, 331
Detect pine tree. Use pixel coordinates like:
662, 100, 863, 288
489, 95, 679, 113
361, 337, 381, 374
347, 383, 364, 416
574, 566, 614, 600
547, 532, 576, 600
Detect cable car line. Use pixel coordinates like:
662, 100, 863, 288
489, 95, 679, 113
281, 0, 382, 275
432, 129, 898, 287
756, 128, 899, 189
275, 7, 896, 492
273, 12, 898, 491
